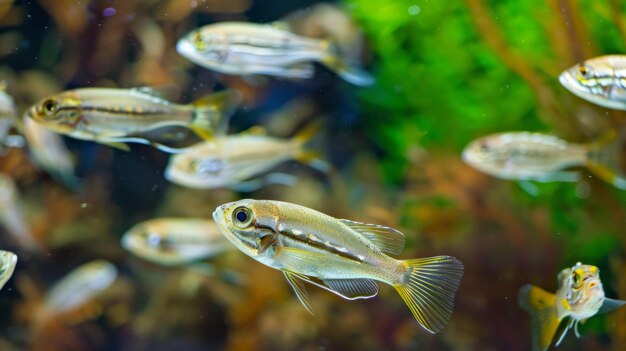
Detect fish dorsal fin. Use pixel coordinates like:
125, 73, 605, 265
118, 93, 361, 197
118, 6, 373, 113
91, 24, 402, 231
322, 278, 378, 300
339, 219, 405, 255
131, 86, 171, 99
269, 20, 291, 32
518, 284, 561, 351
599, 297, 626, 314
242, 126, 267, 136
283, 271, 314, 315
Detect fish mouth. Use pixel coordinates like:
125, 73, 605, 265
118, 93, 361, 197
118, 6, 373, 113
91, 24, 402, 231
559, 69, 593, 97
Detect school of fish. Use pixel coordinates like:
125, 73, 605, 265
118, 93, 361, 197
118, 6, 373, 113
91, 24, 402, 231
0, 4, 625, 350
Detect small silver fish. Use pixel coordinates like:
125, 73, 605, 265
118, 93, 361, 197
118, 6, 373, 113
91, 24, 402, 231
165, 124, 325, 189
43, 260, 117, 315
23, 117, 80, 189
121, 217, 230, 266
462, 131, 626, 189
0, 173, 40, 251
0, 82, 17, 148
176, 22, 374, 86
0, 250, 17, 291
213, 199, 464, 333
560, 55, 626, 110
25, 88, 240, 153
519, 262, 626, 351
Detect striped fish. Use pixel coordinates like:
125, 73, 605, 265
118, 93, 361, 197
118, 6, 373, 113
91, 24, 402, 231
176, 22, 374, 86
213, 199, 464, 333
25, 87, 240, 153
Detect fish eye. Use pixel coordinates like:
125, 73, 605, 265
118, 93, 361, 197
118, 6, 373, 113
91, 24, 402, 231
42, 99, 58, 116
572, 271, 581, 287
193, 32, 205, 51
233, 206, 254, 228
578, 65, 592, 79
479, 142, 490, 153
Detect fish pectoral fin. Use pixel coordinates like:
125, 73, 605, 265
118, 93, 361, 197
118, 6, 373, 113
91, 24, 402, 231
283, 270, 315, 315
555, 319, 574, 347
321, 278, 378, 300
339, 219, 406, 256
599, 297, 626, 314
191, 90, 242, 139
519, 284, 561, 351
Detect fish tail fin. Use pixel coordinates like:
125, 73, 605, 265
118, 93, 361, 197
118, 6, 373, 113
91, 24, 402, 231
393, 256, 464, 333
584, 129, 626, 190
292, 119, 330, 173
190, 90, 242, 141
519, 284, 561, 351
320, 39, 374, 86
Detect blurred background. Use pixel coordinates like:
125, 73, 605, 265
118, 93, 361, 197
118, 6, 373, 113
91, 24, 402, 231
1, 0, 626, 350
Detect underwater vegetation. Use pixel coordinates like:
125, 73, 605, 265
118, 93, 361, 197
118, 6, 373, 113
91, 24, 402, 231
1, 0, 626, 350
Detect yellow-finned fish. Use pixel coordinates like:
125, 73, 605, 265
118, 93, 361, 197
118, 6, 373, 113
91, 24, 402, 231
25, 88, 240, 153
23, 117, 80, 189
176, 22, 374, 86
462, 131, 626, 189
121, 217, 231, 266
165, 123, 325, 189
213, 199, 464, 333
0, 250, 17, 291
559, 55, 626, 110
519, 262, 626, 351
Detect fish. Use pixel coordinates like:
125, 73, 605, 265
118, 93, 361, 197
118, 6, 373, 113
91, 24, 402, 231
560, 55, 626, 110
0, 82, 17, 149
0, 173, 40, 252
42, 260, 117, 316
176, 22, 374, 86
519, 262, 626, 351
0, 250, 17, 290
165, 123, 326, 189
23, 117, 80, 189
212, 199, 464, 333
462, 131, 626, 189
121, 217, 231, 266
25, 87, 240, 153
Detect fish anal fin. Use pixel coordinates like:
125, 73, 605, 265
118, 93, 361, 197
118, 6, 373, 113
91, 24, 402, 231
599, 297, 626, 313
295, 151, 330, 174
283, 271, 314, 315
584, 129, 626, 189
320, 41, 374, 86
191, 90, 242, 140
322, 278, 378, 300
339, 219, 406, 255
395, 256, 463, 334
519, 284, 561, 351
101, 141, 130, 152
